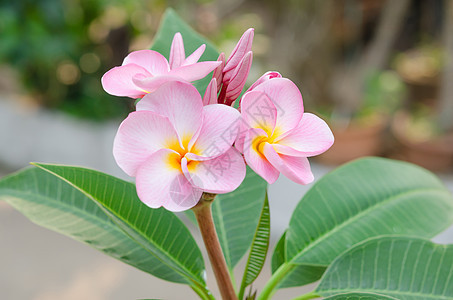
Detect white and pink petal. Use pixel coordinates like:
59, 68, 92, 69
101, 64, 150, 98
182, 148, 246, 194
253, 78, 304, 135
263, 144, 314, 185
273, 113, 334, 156
187, 104, 241, 160
136, 81, 203, 145
113, 111, 179, 177
123, 50, 170, 75
240, 91, 277, 135
136, 149, 202, 212
242, 128, 279, 184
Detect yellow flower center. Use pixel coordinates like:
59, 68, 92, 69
252, 127, 281, 156
165, 136, 200, 172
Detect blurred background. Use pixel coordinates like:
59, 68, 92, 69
1, 0, 453, 299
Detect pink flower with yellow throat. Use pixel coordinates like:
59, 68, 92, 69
102, 33, 221, 99
113, 81, 246, 211
236, 77, 334, 184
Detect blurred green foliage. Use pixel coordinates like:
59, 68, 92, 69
0, 0, 149, 120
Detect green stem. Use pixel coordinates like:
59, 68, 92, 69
256, 262, 295, 300
291, 291, 321, 300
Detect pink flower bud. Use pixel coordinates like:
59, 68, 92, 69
224, 51, 253, 106
203, 78, 218, 105
223, 28, 254, 82
246, 71, 282, 93
212, 52, 225, 91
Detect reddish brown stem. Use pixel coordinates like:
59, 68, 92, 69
192, 193, 238, 300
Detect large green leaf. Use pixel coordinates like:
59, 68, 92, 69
271, 231, 325, 289
0, 167, 187, 284
150, 8, 219, 96
238, 192, 271, 299
265, 157, 453, 294
316, 236, 453, 299
31, 163, 208, 291
322, 292, 399, 300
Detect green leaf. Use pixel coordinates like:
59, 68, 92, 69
271, 231, 326, 289
0, 167, 187, 284
238, 192, 271, 299
212, 168, 268, 270
322, 292, 399, 300
316, 236, 453, 299
150, 8, 219, 96
271, 157, 453, 290
30, 163, 208, 290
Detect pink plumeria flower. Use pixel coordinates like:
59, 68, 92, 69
212, 28, 254, 106
102, 32, 221, 98
236, 78, 334, 185
113, 81, 246, 211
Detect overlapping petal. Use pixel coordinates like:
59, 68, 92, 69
272, 113, 334, 156
136, 82, 203, 145
169, 61, 221, 82
123, 50, 170, 75
101, 64, 150, 98
252, 78, 304, 134
182, 148, 246, 194
242, 128, 280, 184
186, 104, 241, 160
136, 149, 202, 211
262, 144, 314, 185
240, 91, 277, 136
113, 111, 179, 177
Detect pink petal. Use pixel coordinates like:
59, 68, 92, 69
113, 111, 179, 177
136, 149, 202, 212
242, 128, 279, 184
101, 64, 150, 98
224, 51, 253, 106
186, 104, 241, 161
224, 28, 254, 81
133, 74, 186, 94
253, 78, 304, 135
169, 61, 221, 82
240, 91, 277, 136
202, 78, 218, 106
169, 33, 185, 69
212, 52, 225, 90
263, 144, 314, 185
273, 113, 334, 156
123, 50, 170, 75
182, 148, 246, 194
183, 44, 206, 66
136, 81, 203, 145
246, 71, 282, 93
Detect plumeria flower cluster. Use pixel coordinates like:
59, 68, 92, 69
103, 29, 334, 211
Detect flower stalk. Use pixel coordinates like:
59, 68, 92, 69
192, 193, 238, 300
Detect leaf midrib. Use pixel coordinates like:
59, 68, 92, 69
289, 188, 451, 265
320, 287, 450, 299
33, 165, 205, 285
